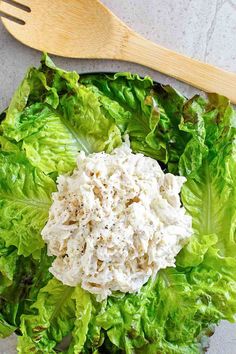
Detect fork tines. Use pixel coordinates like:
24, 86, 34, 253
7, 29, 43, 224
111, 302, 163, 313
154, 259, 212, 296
0, 0, 31, 25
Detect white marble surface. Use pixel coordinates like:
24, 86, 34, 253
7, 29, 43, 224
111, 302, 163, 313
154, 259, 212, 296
0, 0, 236, 353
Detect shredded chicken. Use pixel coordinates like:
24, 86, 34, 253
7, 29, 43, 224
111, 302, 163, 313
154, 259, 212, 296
42, 141, 192, 301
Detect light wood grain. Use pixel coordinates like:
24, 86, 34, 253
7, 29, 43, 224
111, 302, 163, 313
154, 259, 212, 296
0, 0, 236, 102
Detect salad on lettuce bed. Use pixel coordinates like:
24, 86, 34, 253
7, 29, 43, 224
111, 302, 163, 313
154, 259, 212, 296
0, 54, 235, 354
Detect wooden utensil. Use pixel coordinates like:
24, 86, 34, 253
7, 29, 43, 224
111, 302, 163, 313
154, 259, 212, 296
1, 0, 236, 103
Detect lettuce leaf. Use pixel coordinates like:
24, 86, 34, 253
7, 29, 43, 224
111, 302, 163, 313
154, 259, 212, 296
0, 314, 16, 338
0, 151, 56, 257
80, 74, 190, 173
179, 94, 236, 256
18, 278, 75, 353
0, 240, 18, 338
18, 278, 105, 354
0, 247, 53, 339
7, 103, 79, 175
2, 55, 121, 175
97, 271, 210, 354
0, 240, 18, 293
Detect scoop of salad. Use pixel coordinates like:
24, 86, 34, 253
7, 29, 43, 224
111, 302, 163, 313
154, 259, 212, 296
42, 141, 192, 300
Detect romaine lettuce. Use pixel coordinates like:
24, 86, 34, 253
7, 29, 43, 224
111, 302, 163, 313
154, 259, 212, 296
0, 151, 56, 257
2, 55, 122, 176
18, 278, 105, 354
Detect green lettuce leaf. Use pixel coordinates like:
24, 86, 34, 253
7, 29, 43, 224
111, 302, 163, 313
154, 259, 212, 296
80, 74, 191, 172
0, 136, 19, 153
179, 94, 236, 256
18, 278, 99, 354
0, 240, 18, 339
2, 55, 121, 175
0, 249, 53, 321
0, 151, 56, 256
0, 240, 18, 293
0, 313, 16, 338
18, 278, 75, 353
96, 269, 217, 354
8, 103, 79, 175
80, 73, 168, 162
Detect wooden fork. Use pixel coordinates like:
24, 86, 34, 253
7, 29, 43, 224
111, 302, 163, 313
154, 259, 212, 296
1, 0, 236, 103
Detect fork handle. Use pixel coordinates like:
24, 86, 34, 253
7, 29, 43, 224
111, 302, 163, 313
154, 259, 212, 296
120, 31, 236, 103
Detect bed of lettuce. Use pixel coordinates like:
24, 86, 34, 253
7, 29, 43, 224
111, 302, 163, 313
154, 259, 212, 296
0, 54, 235, 354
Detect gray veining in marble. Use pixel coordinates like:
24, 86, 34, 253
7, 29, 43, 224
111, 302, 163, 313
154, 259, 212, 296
0, 0, 236, 353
